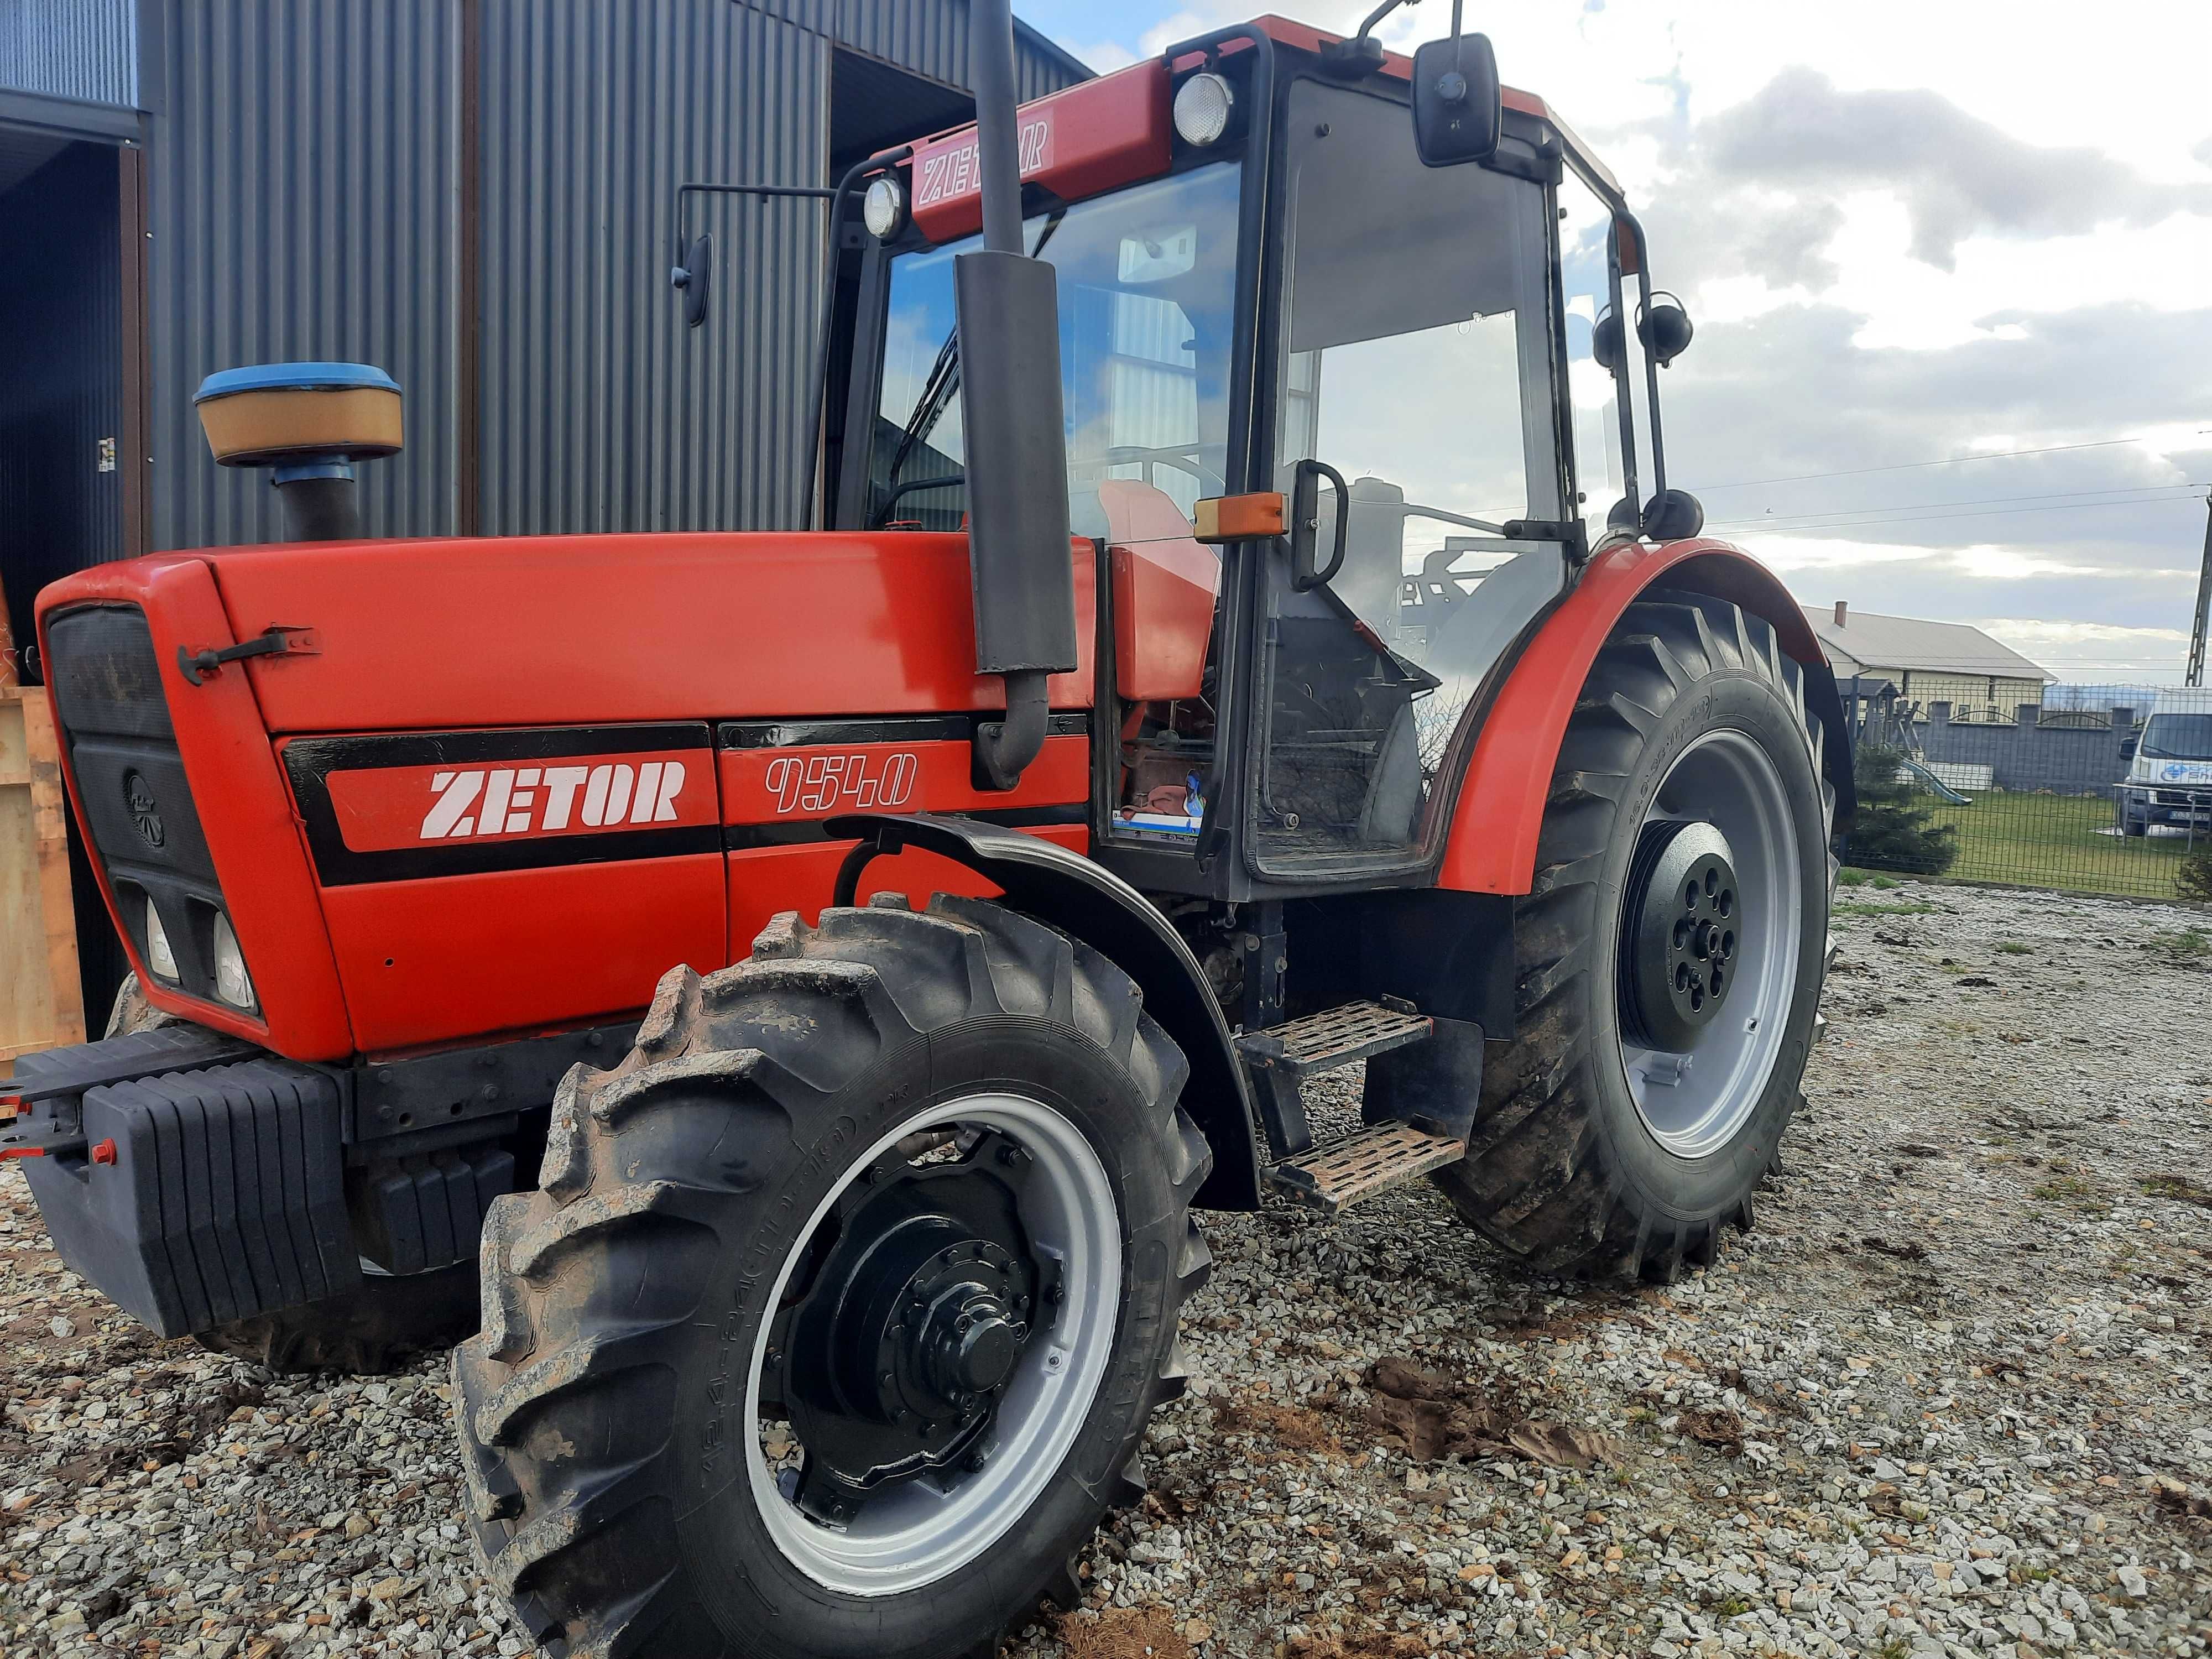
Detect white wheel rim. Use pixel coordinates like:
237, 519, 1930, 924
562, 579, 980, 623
742, 1092, 1122, 1595
1620, 728, 1803, 1157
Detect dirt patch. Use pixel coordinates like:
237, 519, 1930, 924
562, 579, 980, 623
1365, 1357, 1622, 1470
1054, 1605, 1192, 1659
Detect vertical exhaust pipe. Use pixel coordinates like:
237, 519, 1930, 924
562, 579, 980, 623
958, 0, 1077, 789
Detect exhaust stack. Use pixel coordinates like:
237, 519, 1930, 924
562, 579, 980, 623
194, 362, 403, 543
957, 0, 1077, 790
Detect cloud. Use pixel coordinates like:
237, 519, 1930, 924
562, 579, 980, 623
1695, 70, 2212, 269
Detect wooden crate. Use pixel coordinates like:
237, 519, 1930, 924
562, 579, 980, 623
2, 685, 86, 1066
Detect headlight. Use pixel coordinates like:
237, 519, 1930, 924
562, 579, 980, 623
1173, 72, 1235, 147
144, 899, 179, 982
863, 175, 907, 240
211, 912, 255, 1009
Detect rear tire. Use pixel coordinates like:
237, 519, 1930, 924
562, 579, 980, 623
1432, 592, 1835, 1280
452, 896, 1212, 1659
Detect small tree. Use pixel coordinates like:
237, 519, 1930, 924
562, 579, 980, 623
2177, 842, 2212, 905
1845, 742, 1960, 877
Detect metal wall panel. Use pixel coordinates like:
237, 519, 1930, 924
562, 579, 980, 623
478, 0, 830, 535
145, 0, 458, 550
0, 0, 138, 107
477, 0, 1087, 538
833, 0, 1078, 102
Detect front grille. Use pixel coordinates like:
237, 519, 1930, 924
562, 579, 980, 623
2152, 789, 2212, 807
44, 606, 244, 1012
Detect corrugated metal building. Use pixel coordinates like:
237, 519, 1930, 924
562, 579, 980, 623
0, 0, 1089, 650
1, 0, 1086, 1021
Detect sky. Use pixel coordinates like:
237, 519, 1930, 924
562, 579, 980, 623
1016, 0, 2212, 682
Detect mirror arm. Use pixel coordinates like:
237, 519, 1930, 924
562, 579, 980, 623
1603, 218, 1640, 518
1618, 208, 1671, 501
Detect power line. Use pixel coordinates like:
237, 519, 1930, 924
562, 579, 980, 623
1705, 483, 2210, 532
1719, 490, 2210, 538
1683, 437, 2155, 493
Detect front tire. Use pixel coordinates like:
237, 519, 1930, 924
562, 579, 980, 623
1433, 592, 1835, 1280
452, 896, 1212, 1659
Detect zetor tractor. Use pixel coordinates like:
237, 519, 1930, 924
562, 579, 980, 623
3, 6, 1849, 1655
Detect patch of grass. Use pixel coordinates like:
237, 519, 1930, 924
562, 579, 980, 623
1877, 1639, 1913, 1659
1996, 941, 2034, 955
2148, 927, 2211, 963
2141, 1173, 2212, 1208
2032, 1174, 2099, 1204
1835, 899, 1939, 917
1714, 1596, 1752, 1618
1919, 790, 2195, 900
1838, 868, 1901, 890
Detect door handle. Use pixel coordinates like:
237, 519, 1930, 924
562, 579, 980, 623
1288, 458, 1349, 591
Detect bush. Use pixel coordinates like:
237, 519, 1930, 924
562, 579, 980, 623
2178, 846, 2212, 904
1845, 743, 1960, 877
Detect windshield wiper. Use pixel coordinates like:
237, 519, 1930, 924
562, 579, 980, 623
879, 206, 1070, 511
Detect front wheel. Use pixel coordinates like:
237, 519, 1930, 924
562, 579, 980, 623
453, 896, 1211, 1659
1434, 592, 1836, 1280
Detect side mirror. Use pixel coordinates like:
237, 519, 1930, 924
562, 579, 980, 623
670, 232, 713, 329
1642, 489, 1705, 542
1410, 31, 1500, 167
1638, 291, 1694, 364
2120, 735, 2139, 762
1592, 308, 1625, 372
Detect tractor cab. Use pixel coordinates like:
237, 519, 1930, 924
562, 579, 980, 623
821, 17, 1693, 899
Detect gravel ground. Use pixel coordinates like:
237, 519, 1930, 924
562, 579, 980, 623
6, 879, 2211, 1659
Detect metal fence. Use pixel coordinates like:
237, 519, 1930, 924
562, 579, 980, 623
1839, 687, 2212, 902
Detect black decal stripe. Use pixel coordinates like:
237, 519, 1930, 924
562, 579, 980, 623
718, 712, 1089, 749
284, 723, 714, 888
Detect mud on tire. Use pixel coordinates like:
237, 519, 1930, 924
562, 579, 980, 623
452, 895, 1212, 1659
1432, 592, 1837, 1281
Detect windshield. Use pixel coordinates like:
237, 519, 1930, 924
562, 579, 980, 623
2142, 713, 2212, 761
867, 161, 1243, 537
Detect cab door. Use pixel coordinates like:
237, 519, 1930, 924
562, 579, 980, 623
1249, 75, 1572, 881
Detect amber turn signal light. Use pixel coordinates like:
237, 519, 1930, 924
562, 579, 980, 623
1192, 492, 1287, 543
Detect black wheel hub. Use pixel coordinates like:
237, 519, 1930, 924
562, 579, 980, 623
770, 1130, 1050, 1527
1621, 819, 1741, 1051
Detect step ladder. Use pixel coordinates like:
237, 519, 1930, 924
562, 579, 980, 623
1236, 999, 1475, 1219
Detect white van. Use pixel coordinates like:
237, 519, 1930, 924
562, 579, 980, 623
2117, 688, 2212, 836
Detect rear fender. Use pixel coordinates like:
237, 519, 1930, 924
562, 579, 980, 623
1439, 539, 1853, 895
825, 812, 1261, 1210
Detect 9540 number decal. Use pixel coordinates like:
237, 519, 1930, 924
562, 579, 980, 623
763, 751, 920, 815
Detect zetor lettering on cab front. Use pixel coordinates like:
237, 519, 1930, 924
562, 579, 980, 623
12, 13, 1861, 1659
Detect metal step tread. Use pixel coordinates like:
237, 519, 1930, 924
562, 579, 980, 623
1237, 999, 1432, 1077
1268, 1121, 1466, 1217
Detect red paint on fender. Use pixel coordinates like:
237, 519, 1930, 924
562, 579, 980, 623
1438, 540, 1830, 897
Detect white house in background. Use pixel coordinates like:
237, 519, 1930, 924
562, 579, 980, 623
1802, 602, 2056, 722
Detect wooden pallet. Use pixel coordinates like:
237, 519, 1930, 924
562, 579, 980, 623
2, 685, 85, 1073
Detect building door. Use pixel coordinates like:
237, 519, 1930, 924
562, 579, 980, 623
0, 132, 139, 1027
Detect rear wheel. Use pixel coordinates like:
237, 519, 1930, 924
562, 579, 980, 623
452, 895, 1211, 1659
1433, 592, 1835, 1280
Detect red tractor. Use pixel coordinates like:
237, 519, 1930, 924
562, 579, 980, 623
3, 6, 1848, 1655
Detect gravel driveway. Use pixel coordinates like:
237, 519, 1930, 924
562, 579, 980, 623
6, 880, 2210, 1658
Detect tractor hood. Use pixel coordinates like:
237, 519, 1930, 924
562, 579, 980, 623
123, 531, 1094, 734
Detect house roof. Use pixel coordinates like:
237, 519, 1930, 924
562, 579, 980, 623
1801, 607, 2056, 684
